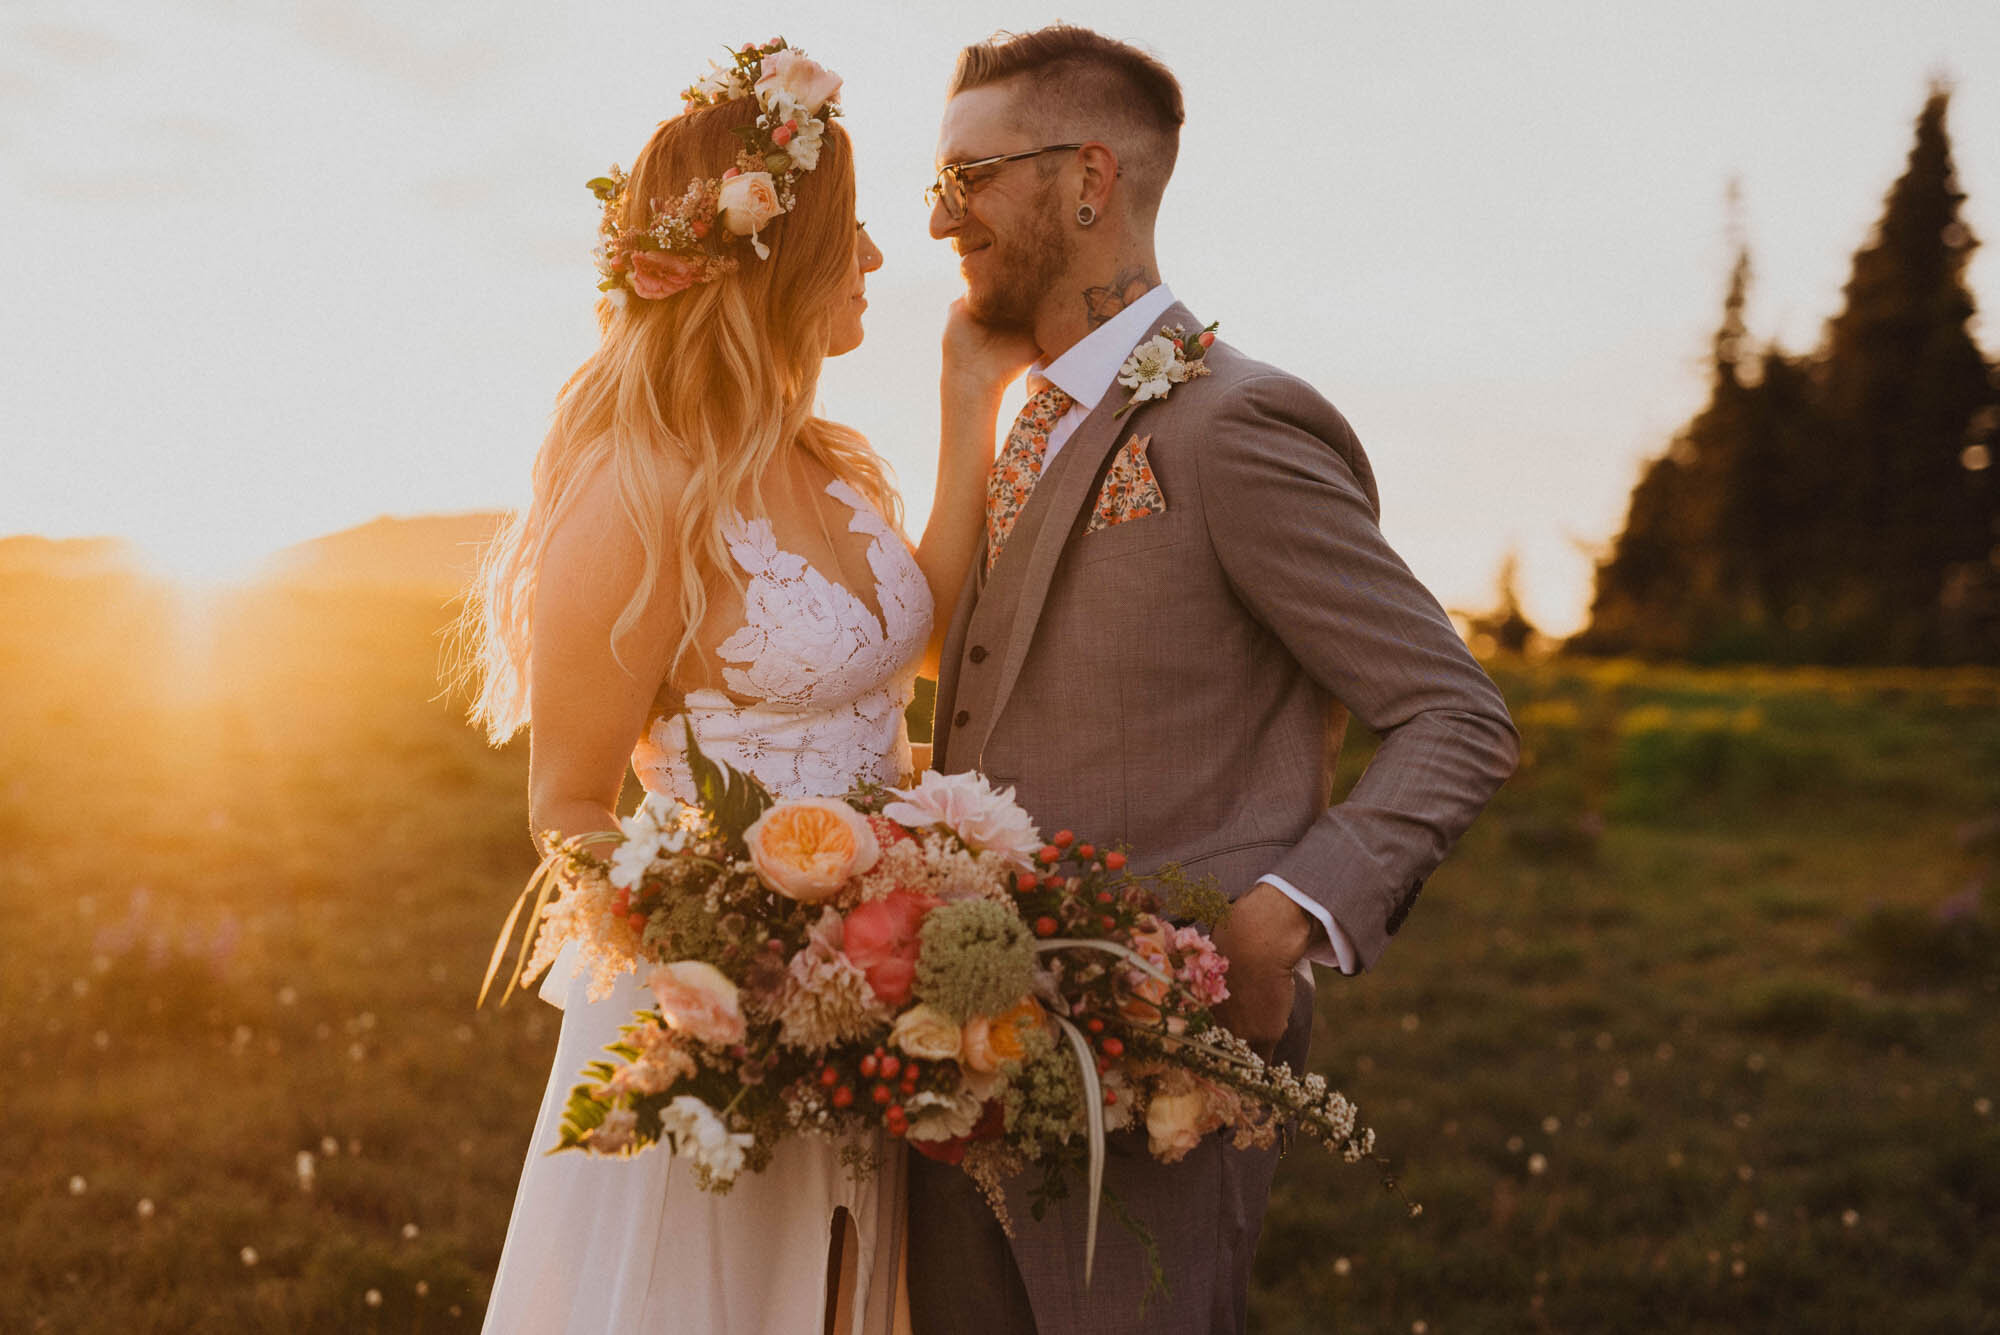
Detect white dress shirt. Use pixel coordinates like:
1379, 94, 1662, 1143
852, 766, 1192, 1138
1026, 283, 1359, 975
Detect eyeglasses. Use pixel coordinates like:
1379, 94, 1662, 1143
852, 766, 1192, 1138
924, 144, 1085, 219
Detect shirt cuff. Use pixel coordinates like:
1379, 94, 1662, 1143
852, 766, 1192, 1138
1258, 874, 1359, 975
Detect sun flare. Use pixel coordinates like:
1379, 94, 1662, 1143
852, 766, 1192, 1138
133, 531, 281, 593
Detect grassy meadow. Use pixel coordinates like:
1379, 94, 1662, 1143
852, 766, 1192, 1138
1, 570, 1996, 1333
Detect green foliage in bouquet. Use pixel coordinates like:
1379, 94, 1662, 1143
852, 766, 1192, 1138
682, 716, 772, 842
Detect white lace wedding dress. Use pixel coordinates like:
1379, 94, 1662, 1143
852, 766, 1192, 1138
482, 478, 932, 1335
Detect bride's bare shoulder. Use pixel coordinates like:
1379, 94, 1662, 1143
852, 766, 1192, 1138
543, 441, 696, 580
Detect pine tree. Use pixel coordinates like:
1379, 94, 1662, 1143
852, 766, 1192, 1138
1575, 238, 1757, 658
1577, 85, 1999, 664
1813, 83, 1996, 661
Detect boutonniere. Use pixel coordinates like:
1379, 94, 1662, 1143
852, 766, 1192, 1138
1113, 322, 1217, 418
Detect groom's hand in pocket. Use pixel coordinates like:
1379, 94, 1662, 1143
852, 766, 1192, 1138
1210, 883, 1318, 1052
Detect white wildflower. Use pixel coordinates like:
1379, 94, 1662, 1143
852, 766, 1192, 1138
785, 114, 826, 170
903, 1087, 983, 1143
659, 1096, 755, 1184
609, 795, 692, 890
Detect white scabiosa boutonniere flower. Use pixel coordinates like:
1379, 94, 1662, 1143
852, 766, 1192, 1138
1114, 322, 1218, 417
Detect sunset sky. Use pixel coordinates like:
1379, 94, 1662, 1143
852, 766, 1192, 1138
4, 1, 1997, 632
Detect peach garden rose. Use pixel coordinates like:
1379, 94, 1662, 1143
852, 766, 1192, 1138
744, 798, 880, 903
717, 171, 783, 239
960, 996, 1045, 1074
1145, 1085, 1208, 1162
646, 961, 746, 1047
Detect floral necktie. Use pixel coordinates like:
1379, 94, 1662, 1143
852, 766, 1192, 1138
985, 381, 1076, 573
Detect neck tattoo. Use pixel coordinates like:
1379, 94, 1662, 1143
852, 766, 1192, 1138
1081, 266, 1159, 328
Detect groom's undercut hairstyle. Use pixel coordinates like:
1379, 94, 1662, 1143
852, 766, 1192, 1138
949, 25, 1184, 223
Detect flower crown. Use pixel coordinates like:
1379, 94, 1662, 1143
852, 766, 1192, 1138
589, 39, 843, 304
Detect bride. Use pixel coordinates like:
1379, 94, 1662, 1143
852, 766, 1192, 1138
462, 42, 1030, 1335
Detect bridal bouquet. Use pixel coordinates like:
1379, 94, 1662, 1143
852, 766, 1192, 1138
483, 728, 1375, 1274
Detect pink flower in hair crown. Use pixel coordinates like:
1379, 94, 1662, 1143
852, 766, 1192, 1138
627, 249, 705, 300
756, 48, 842, 121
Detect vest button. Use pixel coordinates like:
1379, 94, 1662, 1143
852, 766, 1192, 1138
968, 644, 989, 664
954, 709, 970, 727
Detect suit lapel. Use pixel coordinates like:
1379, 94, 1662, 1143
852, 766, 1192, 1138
955, 302, 1203, 770
957, 386, 1129, 768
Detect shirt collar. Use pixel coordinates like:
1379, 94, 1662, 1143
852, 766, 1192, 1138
1032, 283, 1178, 412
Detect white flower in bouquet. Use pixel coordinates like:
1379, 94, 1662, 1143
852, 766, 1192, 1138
889, 1003, 963, 1061
1144, 1085, 1210, 1163
903, 1087, 984, 1143
609, 795, 692, 891
883, 772, 1041, 869
658, 1096, 754, 1183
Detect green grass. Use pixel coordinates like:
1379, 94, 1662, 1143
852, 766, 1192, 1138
2, 577, 1997, 1332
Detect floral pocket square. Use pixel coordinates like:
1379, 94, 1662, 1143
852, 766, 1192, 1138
1087, 433, 1166, 533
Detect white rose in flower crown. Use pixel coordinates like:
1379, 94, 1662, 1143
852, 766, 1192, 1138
717, 170, 784, 258
646, 960, 746, 1046
743, 797, 881, 903
783, 114, 826, 171
889, 1003, 963, 1061
881, 771, 1041, 869
756, 48, 842, 120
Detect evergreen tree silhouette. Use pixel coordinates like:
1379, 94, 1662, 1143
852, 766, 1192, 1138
1813, 82, 1996, 661
1575, 233, 1757, 658
1577, 86, 1998, 663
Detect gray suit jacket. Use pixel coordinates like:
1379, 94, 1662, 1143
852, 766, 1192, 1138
933, 304, 1518, 968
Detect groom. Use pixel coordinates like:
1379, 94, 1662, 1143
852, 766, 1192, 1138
912, 24, 1520, 1335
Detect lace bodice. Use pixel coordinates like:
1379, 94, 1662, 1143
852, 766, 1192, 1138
632, 479, 931, 802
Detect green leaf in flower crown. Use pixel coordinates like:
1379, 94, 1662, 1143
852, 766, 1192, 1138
586, 176, 618, 199
765, 152, 791, 175
683, 716, 773, 844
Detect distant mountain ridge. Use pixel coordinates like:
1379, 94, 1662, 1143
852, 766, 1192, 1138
265, 513, 508, 594
0, 535, 138, 577
0, 513, 509, 594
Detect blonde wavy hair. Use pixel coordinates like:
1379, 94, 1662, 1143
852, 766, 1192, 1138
460, 96, 898, 743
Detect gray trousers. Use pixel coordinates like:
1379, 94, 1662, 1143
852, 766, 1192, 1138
907, 970, 1316, 1334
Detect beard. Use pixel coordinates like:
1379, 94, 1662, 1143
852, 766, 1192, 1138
964, 184, 1073, 331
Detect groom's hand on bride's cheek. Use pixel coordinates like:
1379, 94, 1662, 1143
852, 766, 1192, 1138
1211, 883, 1315, 1049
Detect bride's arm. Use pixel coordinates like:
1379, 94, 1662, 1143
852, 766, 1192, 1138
914, 300, 1037, 674
526, 462, 685, 847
